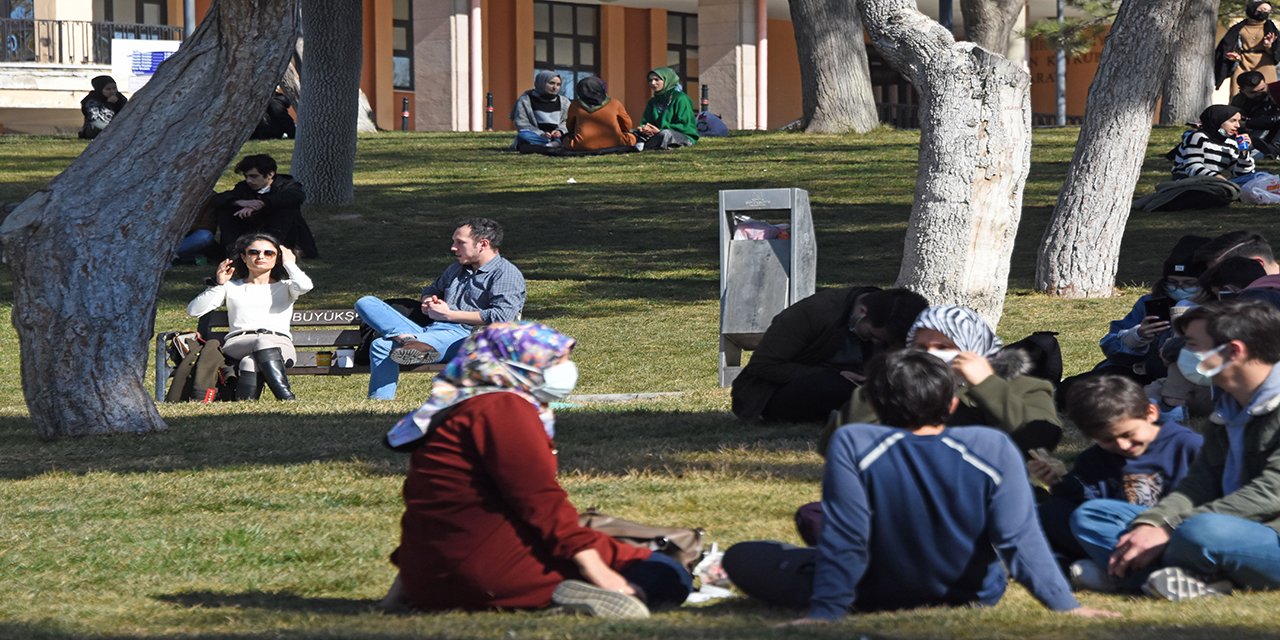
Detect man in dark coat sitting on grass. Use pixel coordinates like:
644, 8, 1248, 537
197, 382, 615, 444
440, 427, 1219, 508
213, 154, 317, 257
730, 287, 928, 423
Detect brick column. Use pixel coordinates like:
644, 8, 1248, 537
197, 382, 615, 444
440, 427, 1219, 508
698, 0, 757, 129
415, 0, 471, 131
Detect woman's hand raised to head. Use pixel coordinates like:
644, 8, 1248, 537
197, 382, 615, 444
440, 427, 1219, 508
951, 352, 995, 386
279, 245, 296, 265
213, 259, 235, 285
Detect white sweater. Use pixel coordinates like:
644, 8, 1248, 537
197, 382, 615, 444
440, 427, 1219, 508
186, 262, 313, 338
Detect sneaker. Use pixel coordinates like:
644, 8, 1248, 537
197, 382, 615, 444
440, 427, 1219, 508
1142, 566, 1233, 602
551, 580, 650, 619
390, 340, 438, 366
1069, 560, 1120, 593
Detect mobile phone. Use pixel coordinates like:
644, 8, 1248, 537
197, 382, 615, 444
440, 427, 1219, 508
1144, 297, 1172, 322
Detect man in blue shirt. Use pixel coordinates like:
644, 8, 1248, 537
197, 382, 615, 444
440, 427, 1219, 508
723, 350, 1115, 622
355, 218, 526, 400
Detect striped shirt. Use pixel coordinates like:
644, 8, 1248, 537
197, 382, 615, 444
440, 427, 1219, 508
421, 254, 526, 325
809, 423, 1078, 619
1172, 130, 1255, 179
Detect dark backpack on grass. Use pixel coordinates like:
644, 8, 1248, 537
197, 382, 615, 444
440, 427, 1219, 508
166, 335, 236, 403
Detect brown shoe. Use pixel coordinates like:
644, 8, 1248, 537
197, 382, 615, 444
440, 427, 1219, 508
390, 340, 439, 366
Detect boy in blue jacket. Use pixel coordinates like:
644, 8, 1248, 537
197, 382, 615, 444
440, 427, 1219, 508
1033, 374, 1203, 586
722, 350, 1116, 623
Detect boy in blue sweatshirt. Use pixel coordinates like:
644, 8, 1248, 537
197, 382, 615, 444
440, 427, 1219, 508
1033, 374, 1203, 582
722, 350, 1116, 622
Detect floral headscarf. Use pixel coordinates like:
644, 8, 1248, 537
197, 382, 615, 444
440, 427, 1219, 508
386, 321, 576, 448
906, 305, 1003, 357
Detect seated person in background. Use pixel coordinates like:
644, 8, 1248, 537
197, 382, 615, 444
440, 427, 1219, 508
1202, 256, 1268, 299
1229, 71, 1280, 157
354, 218, 526, 400
1065, 235, 1208, 395
1194, 229, 1280, 308
634, 68, 699, 151
78, 75, 127, 140
824, 304, 1063, 456
1173, 105, 1255, 180
250, 89, 296, 140
213, 154, 314, 257
1032, 375, 1202, 585
1070, 299, 1280, 601
172, 198, 219, 266
723, 350, 1116, 622
379, 321, 692, 617
730, 287, 928, 423
511, 71, 570, 150
564, 77, 637, 152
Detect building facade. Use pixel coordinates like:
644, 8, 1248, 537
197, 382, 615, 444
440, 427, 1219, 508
0, 0, 1154, 135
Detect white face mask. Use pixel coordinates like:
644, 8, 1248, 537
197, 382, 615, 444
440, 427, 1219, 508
1176, 344, 1230, 387
532, 360, 579, 402
927, 348, 961, 364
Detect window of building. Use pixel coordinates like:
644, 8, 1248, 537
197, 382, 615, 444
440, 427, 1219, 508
101, 0, 167, 25
533, 1, 598, 99
666, 12, 697, 99
3, 0, 32, 19
393, 0, 413, 90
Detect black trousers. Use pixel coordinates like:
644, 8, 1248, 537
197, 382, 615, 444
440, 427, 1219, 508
761, 369, 855, 423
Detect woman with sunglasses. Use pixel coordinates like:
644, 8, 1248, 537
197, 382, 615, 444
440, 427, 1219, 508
187, 232, 313, 400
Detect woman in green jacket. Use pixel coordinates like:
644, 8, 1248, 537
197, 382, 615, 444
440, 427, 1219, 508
635, 67, 699, 150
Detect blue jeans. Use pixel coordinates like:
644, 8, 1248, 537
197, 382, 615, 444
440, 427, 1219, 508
354, 296, 471, 400
1071, 498, 1280, 590
516, 129, 554, 146
175, 229, 216, 260
619, 551, 694, 610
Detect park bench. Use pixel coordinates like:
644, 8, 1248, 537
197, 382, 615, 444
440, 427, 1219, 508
153, 308, 444, 401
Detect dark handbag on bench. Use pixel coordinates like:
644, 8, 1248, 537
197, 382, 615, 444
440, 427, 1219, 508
578, 508, 705, 571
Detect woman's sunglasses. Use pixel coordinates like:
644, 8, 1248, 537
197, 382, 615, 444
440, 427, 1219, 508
245, 249, 278, 257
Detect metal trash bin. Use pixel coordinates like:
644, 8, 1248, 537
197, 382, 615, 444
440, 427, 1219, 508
718, 188, 816, 387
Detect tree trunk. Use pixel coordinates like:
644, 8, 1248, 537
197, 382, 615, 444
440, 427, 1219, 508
858, 0, 1032, 326
293, 0, 362, 205
282, 35, 376, 132
1159, 0, 1219, 125
960, 0, 1028, 53
789, 0, 879, 133
0, 0, 299, 439
1036, 0, 1193, 297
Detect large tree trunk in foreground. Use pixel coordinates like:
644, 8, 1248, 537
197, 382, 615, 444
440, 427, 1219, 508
0, 1, 299, 439
789, 0, 879, 133
283, 34, 376, 133
293, 0, 361, 205
960, 0, 1028, 54
858, 0, 1032, 326
1036, 0, 1194, 297
1159, 0, 1219, 125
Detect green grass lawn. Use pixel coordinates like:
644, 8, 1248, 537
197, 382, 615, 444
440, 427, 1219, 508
0, 127, 1269, 638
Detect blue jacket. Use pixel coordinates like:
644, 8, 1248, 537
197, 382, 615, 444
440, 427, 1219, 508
810, 424, 1078, 619
1050, 421, 1203, 506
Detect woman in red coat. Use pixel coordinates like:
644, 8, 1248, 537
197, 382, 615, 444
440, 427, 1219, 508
380, 321, 692, 617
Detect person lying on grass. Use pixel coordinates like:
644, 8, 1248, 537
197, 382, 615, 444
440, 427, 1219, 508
1071, 299, 1280, 601
723, 349, 1118, 622
378, 321, 692, 618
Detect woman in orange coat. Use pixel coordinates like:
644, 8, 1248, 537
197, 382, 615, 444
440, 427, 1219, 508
565, 76, 637, 152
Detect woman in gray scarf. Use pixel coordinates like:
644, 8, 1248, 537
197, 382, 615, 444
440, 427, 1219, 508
510, 71, 570, 150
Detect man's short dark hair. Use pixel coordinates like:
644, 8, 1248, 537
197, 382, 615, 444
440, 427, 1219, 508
1201, 256, 1267, 293
234, 154, 277, 176
1064, 374, 1150, 438
1175, 298, 1280, 363
1193, 230, 1274, 271
861, 288, 930, 346
456, 217, 503, 247
863, 350, 956, 430
1239, 71, 1266, 89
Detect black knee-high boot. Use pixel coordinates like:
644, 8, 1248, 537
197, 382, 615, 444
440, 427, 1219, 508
254, 347, 296, 401
236, 369, 262, 401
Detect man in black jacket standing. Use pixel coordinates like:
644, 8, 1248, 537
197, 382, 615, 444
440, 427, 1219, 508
213, 154, 316, 257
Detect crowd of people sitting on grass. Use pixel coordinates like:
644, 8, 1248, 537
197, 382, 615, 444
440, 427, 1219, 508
178, 194, 1280, 621
509, 67, 719, 156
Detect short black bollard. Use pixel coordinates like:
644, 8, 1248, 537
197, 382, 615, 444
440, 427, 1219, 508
700, 84, 709, 113
485, 92, 494, 131
401, 97, 409, 131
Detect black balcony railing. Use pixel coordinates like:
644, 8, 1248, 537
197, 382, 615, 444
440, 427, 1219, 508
1, 18, 181, 65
